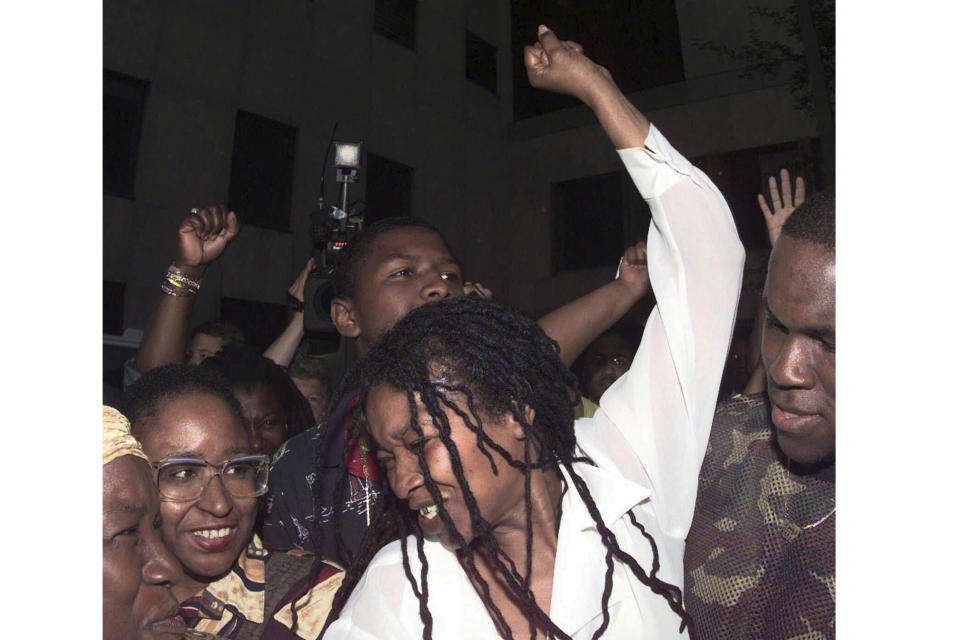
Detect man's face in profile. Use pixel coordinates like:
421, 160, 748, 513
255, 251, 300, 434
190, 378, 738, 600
762, 235, 836, 465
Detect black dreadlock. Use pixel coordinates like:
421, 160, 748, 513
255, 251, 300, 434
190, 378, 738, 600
321, 295, 696, 639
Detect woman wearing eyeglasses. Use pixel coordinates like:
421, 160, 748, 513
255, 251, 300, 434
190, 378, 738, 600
123, 364, 343, 640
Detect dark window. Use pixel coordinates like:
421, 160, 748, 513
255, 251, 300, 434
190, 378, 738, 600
104, 69, 149, 198
228, 110, 298, 231
692, 138, 822, 251
552, 170, 651, 273
466, 31, 497, 93
364, 153, 415, 224
511, 0, 685, 120
374, 0, 417, 51
219, 297, 288, 352
103, 280, 126, 335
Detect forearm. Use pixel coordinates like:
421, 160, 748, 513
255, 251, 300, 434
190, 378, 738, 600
135, 294, 194, 373
537, 279, 641, 367
263, 313, 305, 367
582, 77, 650, 151
134, 264, 204, 374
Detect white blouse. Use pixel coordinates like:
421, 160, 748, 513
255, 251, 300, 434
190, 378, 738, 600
323, 124, 746, 640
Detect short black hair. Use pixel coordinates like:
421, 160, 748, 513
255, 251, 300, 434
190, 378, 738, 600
122, 363, 244, 440
201, 345, 317, 437
189, 320, 245, 345
781, 188, 835, 250
331, 217, 455, 302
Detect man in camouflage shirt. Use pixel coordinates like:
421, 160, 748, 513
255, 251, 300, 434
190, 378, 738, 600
684, 188, 835, 639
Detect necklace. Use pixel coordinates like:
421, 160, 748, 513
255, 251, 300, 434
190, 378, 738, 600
359, 438, 371, 526
785, 458, 835, 531
802, 506, 836, 530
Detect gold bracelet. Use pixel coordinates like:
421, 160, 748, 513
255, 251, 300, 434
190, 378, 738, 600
160, 282, 196, 297
164, 264, 201, 294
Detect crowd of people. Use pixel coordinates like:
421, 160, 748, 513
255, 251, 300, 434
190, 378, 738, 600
103, 23, 835, 640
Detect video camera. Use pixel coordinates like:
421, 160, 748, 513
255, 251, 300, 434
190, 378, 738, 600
302, 140, 365, 355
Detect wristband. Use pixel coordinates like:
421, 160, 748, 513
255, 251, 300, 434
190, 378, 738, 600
287, 293, 305, 312
162, 264, 201, 297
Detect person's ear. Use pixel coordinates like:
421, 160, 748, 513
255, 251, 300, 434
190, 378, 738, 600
507, 403, 536, 440
330, 297, 360, 339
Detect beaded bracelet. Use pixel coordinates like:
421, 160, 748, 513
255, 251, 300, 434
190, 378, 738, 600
161, 282, 194, 297
161, 264, 201, 297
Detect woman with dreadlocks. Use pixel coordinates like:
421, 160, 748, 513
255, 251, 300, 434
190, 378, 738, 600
320, 25, 744, 640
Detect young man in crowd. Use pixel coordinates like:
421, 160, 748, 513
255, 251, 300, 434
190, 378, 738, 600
576, 327, 640, 417
684, 188, 835, 639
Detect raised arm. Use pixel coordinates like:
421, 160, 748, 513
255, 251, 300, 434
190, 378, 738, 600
525, 25, 649, 150
536, 241, 649, 367
263, 257, 315, 367
134, 205, 239, 374
528, 26, 745, 535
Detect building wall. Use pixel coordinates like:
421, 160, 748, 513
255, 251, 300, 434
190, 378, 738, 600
104, 0, 818, 337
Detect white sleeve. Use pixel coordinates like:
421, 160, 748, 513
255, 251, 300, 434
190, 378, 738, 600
321, 544, 423, 640
587, 123, 744, 539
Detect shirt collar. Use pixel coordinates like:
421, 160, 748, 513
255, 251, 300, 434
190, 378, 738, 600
549, 461, 649, 634
561, 458, 650, 531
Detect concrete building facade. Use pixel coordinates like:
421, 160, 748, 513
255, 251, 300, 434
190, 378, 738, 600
103, 0, 820, 360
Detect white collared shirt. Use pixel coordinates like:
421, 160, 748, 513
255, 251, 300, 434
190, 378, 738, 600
324, 124, 745, 639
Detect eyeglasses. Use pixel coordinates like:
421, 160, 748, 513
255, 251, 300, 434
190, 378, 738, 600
587, 354, 632, 369
152, 455, 270, 502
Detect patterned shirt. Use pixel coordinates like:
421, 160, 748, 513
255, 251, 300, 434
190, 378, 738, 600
263, 391, 384, 566
684, 393, 835, 640
179, 534, 344, 640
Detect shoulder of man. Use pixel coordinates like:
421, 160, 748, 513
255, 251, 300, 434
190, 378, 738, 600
699, 393, 774, 487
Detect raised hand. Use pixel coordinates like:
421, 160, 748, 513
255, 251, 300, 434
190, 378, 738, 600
464, 281, 493, 300
523, 25, 613, 104
758, 169, 805, 247
617, 240, 650, 299
176, 204, 240, 273
289, 257, 317, 304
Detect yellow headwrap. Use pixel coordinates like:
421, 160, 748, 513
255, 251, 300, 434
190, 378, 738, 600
103, 405, 150, 466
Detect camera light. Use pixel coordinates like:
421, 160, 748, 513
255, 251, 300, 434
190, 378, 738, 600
334, 143, 362, 169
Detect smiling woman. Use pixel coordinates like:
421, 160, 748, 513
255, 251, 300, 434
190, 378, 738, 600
122, 364, 343, 640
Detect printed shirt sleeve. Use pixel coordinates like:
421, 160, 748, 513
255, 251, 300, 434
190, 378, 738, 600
263, 433, 318, 553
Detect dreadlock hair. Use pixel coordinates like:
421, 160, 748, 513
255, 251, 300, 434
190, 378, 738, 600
201, 345, 317, 439
322, 294, 696, 639
330, 216, 456, 302
780, 187, 835, 251
122, 363, 244, 440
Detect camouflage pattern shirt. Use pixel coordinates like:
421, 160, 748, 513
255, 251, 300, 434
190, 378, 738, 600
684, 393, 835, 640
